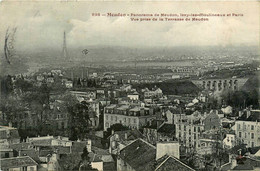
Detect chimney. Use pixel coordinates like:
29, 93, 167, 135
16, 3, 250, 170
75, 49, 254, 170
26, 137, 29, 143
238, 111, 243, 117
8, 122, 12, 127
111, 129, 114, 135
87, 139, 92, 152
246, 110, 251, 118
230, 155, 237, 169
156, 142, 180, 160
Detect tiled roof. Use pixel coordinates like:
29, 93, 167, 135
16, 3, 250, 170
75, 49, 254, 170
10, 143, 31, 151
237, 110, 260, 122
143, 120, 160, 129
19, 149, 41, 163
248, 146, 260, 155
155, 155, 195, 171
118, 139, 156, 171
157, 123, 175, 134
0, 156, 38, 169
113, 130, 144, 141
32, 139, 52, 146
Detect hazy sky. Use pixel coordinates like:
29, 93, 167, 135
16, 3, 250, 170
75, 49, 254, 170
0, 1, 259, 51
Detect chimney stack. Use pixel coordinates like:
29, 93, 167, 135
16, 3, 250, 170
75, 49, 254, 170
87, 139, 92, 152
238, 111, 243, 117
125, 133, 128, 140
8, 122, 12, 127
246, 110, 251, 119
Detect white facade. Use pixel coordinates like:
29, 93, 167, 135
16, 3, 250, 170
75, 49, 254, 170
223, 133, 236, 149
235, 120, 260, 147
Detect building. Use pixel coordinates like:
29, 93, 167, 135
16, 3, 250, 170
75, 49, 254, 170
0, 156, 38, 171
157, 123, 176, 142
204, 110, 221, 131
103, 104, 156, 131
117, 139, 195, 171
174, 112, 205, 149
0, 125, 20, 144
108, 129, 143, 154
143, 120, 164, 145
235, 109, 260, 148
127, 91, 139, 101
70, 89, 97, 101
143, 87, 163, 99
223, 133, 236, 149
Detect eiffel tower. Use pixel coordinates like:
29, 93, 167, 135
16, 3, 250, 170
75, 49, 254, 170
62, 31, 69, 61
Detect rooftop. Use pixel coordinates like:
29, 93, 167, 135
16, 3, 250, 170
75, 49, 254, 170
155, 155, 195, 171
0, 156, 38, 169
157, 123, 175, 134
119, 139, 156, 171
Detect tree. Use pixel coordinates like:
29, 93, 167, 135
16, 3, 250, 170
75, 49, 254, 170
59, 153, 82, 171
68, 101, 91, 141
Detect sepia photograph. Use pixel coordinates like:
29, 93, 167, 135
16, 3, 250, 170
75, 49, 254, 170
0, 1, 259, 171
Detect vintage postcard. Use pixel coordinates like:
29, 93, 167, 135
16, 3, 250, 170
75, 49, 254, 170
0, 1, 259, 171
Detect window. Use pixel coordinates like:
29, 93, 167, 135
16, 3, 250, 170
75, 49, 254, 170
133, 119, 136, 123
194, 134, 196, 139
198, 127, 200, 132
184, 125, 186, 131
106, 115, 108, 120
238, 124, 241, 130
252, 142, 254, 147
251, 133, 254, 139
4, 152, 9, 158
239, 132, 242, 138
194, 127, 196, 132
179, 125, 181, 130
251, 125, 254, 130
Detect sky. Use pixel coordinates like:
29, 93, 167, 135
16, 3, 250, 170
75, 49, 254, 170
0, 1, 259, 52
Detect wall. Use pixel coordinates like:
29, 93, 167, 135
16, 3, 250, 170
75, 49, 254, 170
156, 142, 180, 160
91, 161, 103, 171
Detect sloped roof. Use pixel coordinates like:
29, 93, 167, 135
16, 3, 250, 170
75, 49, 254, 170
119, 139, 156, 171
237, 110, 260, 122
155, 155, 195, 171
10, 142, 31, 151
113, 130, 144, 141
248, 146, 260, 155
157, 123, 175, 134
0, 156, 38, 169
19, 149, 41, 163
